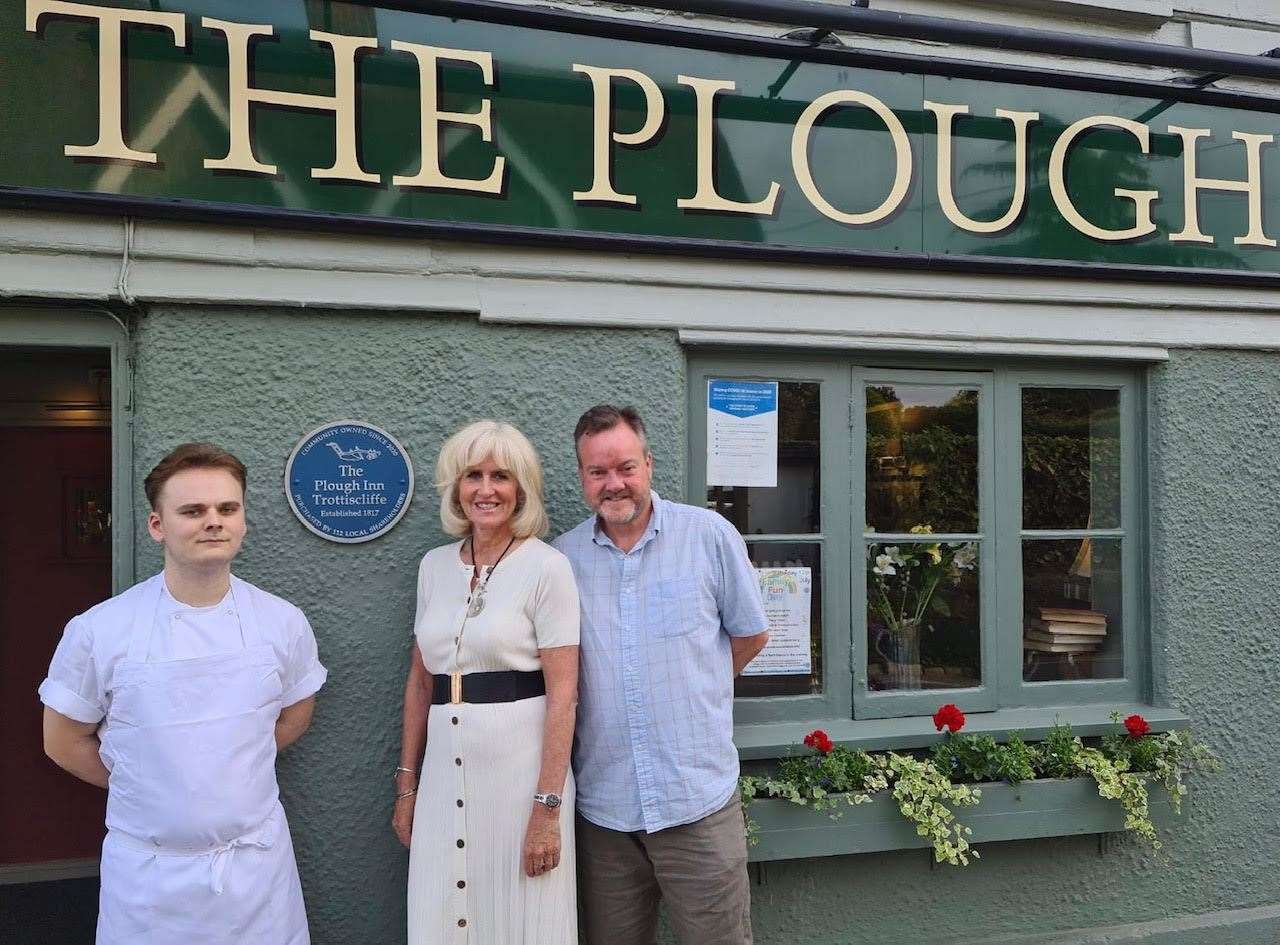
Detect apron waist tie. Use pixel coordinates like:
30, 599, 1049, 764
108, 805, 280, 895
209, 829, 275, 895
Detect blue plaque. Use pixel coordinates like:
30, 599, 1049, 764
285, 420, 414, 544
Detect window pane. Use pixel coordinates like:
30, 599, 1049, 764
866, 540, 980, 691
866, 385, 979, 534
736, 542, 823, 697
1022, 538, 1123, 681
1022, 388, 1120, 530
709, 382, 820, 534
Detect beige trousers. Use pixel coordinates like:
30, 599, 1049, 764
576, 794, 752, 945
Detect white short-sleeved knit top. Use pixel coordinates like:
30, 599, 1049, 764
413, 537, 580, 675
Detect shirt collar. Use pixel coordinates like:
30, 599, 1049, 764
158, 576, 234, 615
591, 490, 663, 550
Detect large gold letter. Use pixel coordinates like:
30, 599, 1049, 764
26, 0, 186, 163
391, 41, 505, 194
1049, 115, 1158, 242
675, 76, 779, 215
791, 90, 912, 226
1166, 126, 1275, 247
572, 65, 664, 205
925, 101, 1038, 235
203, 19, 377, 181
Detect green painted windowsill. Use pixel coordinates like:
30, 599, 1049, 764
746, 776, 1174, 863
734, 704, 1189, 761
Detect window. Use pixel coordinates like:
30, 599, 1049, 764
711, 380, 825, 699
857, 369, 994, 719
687, 357, 1145, 727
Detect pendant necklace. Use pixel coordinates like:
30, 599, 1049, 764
465, 534, 516, 617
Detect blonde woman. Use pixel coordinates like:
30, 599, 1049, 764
394, 420, 580, 945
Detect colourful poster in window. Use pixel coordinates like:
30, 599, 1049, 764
707, 379, 778, 488
744, 567, 812, 676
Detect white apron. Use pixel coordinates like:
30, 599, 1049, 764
95, 576, 310, 945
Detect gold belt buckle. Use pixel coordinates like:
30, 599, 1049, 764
449, 672, 463, 705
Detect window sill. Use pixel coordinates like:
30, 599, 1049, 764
734, 704, 1189, 761
747, 776, 1172, 863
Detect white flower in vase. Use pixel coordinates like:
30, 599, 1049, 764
873, 553, 897, 576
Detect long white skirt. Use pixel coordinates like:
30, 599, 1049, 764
407, 694, 576, 945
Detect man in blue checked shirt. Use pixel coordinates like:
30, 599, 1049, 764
554, 404, 769, 945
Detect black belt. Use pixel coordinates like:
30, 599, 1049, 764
430, 670, 546, 705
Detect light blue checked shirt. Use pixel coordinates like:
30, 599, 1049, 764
554, 492, 767, 833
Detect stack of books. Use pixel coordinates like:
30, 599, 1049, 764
1024, 607, 1107, 653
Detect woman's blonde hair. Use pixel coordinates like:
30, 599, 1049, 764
435, 420, 549, 538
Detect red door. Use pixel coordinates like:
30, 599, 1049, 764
0, 427, 111, 865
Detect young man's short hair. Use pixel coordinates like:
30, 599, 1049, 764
144, 442, 248, 510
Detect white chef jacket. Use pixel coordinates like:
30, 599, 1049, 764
37, 572, 327, 945
40, 574, 327, 727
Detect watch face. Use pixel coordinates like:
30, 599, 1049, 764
540, 793, 562, 809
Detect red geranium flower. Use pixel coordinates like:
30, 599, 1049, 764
932, 703, 966, 734
803, 729, 835, 754
1123, 714, 1150, 738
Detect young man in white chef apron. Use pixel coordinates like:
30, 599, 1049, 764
39, 442, 327, 945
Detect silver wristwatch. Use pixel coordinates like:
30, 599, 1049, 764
533, 792, 562, 810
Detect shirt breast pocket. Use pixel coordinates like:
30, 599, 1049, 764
645, 577, 703, 638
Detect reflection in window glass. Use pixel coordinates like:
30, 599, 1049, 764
709, 382, 820, 534
866, 385, 979, 534
1022, 388, 1120, 530
736, 542, 822, 698
866, 540, 980, 692
1022, 539, 1122, 681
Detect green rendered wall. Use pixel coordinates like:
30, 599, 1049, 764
130, 307, 684, 945
127, 310, 1276, 945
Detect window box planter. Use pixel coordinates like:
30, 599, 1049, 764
746, 776, 1172, 863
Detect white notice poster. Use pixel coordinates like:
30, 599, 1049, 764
706, 379, 778, 488
743, 567, 812, 676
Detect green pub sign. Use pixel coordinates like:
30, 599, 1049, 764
5, 0, 1280, 280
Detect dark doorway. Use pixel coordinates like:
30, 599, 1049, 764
0, 348, 113, 943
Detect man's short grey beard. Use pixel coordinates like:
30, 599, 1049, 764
595, 495, 642, 525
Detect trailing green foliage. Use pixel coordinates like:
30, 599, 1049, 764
875, 751, 980, 865
1100, 719, 1221, 815
740, 718, 1218, 866
739, 743, 888, 847
1074, 744, 1158, 848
